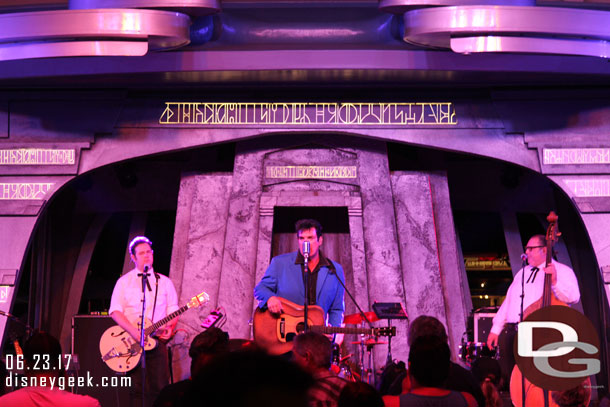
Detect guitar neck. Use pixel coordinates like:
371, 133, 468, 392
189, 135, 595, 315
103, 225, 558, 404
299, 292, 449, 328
311, 325, 375, 336
145, 304, 189, 336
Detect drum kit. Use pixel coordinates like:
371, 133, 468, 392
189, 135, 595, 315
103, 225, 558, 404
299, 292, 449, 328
458, 340, 497, 366
459, 308, 501, 372
332, 302, 406, 385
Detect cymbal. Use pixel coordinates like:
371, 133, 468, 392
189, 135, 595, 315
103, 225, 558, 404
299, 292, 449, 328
350, 339, 387, 346
343, 311, 379, 325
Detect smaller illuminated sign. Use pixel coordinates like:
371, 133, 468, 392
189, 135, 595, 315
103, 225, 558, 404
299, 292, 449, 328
265, 166, 357, 179
0, 149, 75, 165
565, 179, 610, 197
0, 287, 8, 303
0, 183, 54, 200
464, 256, 510, 271
543, 148, 610, 165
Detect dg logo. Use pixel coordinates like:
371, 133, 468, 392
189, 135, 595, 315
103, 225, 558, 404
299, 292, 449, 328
514, 305, 600, 391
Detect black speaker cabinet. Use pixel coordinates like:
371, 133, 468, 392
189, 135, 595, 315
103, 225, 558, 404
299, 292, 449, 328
474, 312, 496, 344
71, 315, 131, 407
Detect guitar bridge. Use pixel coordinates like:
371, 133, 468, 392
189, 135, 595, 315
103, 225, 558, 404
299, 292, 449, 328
279, 317, 286, 340
102, 348, 120, 362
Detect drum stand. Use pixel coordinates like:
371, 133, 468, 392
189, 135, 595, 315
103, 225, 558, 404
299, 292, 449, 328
372, 302, 408, 365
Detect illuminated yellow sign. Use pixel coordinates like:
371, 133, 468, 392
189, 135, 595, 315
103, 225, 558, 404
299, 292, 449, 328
0, 183, 53, 200
544, 148, 610, 165
159, 102, 457, 126
266, 166, 357, 179
464, 256, 510, 270
0, 149, 75, 165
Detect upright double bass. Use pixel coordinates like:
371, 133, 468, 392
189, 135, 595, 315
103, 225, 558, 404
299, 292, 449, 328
509, 211, 564, 407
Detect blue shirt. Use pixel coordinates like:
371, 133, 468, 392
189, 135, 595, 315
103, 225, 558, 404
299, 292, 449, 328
254, 251, 345, 327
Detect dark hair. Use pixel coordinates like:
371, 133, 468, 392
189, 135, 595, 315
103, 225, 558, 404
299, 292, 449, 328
551, 380, 591, 407
408, 315, 448, 346
24, 332, 62, 371
338, 381, 384, 407
408, 335, 450, 387
190, 350, 313, 407
531, 234, 547, 247
129, 236, 153, 255
295, 219, 323, 238
189, 327, 229, 359
293, 331, 332, 369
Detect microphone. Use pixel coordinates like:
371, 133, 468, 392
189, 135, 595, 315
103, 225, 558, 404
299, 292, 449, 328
302, 241, 310, 259
144, 265, 150, 273
520, 253, 528, 261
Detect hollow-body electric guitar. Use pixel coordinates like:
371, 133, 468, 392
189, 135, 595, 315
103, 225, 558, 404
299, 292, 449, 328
253, 297, 396, 355
99, 291, 209, 373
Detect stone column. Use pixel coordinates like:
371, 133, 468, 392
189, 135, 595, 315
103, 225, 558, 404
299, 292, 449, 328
217, 143, 267, 339
391, 171, 470, 361
169, 172, 233, 380
429, 172, 471, 355
391, 173, 447, 327
357, 142, 408, 366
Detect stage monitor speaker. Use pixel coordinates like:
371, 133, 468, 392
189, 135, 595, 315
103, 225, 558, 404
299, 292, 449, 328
474, 312, 496, 343
72, 315, 131, 407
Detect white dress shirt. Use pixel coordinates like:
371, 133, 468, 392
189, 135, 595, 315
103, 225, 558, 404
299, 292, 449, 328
490, 260, 580, 335
109, 267, 179, 325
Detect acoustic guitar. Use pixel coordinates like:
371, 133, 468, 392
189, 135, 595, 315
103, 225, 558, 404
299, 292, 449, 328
99, 291, 209, 373
253, 297, 396, 355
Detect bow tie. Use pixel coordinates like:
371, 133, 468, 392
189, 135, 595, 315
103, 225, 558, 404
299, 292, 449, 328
137, 272, 152, 291
526, 267, 540, 284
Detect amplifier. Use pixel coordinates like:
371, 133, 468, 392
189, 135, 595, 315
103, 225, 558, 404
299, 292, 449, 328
72, 315, 131, 407
474, 312, 496, 343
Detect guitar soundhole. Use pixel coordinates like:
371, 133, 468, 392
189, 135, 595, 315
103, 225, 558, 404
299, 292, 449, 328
295, 322, 307, 336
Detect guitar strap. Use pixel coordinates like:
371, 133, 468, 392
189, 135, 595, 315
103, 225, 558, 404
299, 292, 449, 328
151, 272, 160, 323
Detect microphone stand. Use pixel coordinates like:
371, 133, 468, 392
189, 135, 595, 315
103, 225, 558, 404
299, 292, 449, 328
519, 256, 527, 407
327, 262, 376, 383
304, 252, 309, 333
139, 266, 149, 407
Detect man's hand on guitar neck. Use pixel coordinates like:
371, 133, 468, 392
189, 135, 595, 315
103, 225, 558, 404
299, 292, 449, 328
267, 296, 284, 314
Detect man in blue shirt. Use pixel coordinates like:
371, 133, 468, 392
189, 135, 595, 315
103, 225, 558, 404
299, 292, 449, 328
254, 218, 345, 328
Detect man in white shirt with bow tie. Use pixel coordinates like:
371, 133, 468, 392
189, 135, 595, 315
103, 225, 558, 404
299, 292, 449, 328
109, 236, 179, 406
486, 234, 580, 387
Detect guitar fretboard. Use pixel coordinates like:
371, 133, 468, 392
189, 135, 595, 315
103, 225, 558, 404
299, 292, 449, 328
310, 325, 376, 335
144, 305, 189, 336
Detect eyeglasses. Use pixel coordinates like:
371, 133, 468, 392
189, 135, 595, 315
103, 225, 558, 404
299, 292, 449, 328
525, 245, 545, 251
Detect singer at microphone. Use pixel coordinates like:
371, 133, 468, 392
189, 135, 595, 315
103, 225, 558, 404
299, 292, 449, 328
302, 241, 311, 261
254, 218, 346, 329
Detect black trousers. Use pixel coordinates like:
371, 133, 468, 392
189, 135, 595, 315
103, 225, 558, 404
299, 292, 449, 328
129, 342, 170, 407
497, 323, 517, 390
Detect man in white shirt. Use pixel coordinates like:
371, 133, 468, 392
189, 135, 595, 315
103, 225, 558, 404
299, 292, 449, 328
109, 236, 179, 406
486, 234, 580, 386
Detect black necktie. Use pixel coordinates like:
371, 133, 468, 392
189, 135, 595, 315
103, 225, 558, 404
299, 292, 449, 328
526, 267, 540, 284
